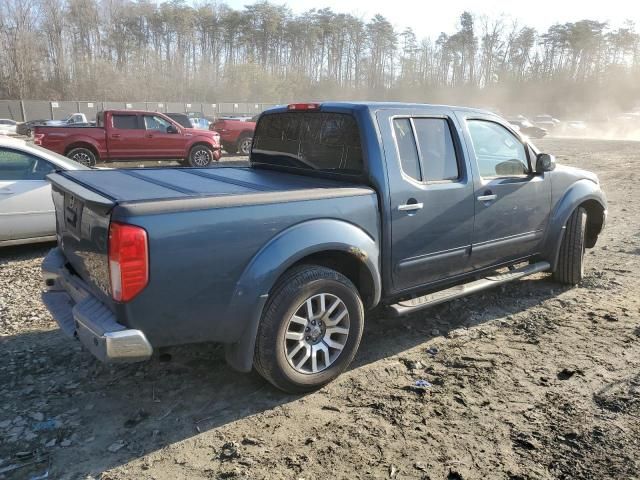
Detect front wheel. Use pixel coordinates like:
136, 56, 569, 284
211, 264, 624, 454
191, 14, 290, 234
237, 134, 253, 156
67, 147, 97, 167
553, 207, 587, 285
254, 265, 364, 393
187, 145, 214, 167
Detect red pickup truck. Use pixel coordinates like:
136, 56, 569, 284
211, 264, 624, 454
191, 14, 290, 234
34, 110, 222, 167
210, 116, 257, 155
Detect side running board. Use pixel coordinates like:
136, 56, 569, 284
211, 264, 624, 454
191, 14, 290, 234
389, 261, 550, 316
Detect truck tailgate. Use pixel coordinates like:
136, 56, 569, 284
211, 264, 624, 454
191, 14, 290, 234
48, 173, 116, 303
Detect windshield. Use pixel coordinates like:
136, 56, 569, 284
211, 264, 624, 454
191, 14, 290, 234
251, 112, 363, 176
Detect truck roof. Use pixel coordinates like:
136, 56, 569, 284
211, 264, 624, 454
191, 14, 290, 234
263, 101, 495, 116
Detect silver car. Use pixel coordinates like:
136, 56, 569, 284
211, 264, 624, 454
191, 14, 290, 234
0, 137, 89, 247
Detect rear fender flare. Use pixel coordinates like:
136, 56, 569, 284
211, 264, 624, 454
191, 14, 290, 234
224, 219, 381, 372
542, 179, 607, 270
64, 138, 103, 159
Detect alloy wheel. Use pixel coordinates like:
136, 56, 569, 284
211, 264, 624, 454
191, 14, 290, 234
284, 293, 350, 374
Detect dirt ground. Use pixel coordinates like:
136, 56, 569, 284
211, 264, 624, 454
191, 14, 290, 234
1, 138, 639, 480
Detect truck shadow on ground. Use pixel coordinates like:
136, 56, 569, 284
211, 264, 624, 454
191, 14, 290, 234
1, 245, 567, 477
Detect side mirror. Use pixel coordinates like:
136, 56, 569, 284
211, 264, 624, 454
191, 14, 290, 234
536, 153, 556, 173
166, 125, 178, 134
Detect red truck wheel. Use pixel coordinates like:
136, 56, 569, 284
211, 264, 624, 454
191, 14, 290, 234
237, 134, 253, 156
67, 147, 97, 167
188, 145, 214, 167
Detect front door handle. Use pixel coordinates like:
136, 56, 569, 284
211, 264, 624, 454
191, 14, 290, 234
0, 188, 13, 195
145, 133, 153, 138
111, 134, 121, 139
398, 202, 424, 212
477, 194, 497, 202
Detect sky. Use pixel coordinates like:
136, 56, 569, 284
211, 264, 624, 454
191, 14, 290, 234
220, 0, 640, 38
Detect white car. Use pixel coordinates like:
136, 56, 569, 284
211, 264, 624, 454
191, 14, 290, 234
0, 119, 18, 136
0, 137, 89, 247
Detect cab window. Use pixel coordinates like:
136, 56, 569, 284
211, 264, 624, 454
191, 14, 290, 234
467, 120, 529, 177
144, 115, 172, 132
0, 148, 55, 181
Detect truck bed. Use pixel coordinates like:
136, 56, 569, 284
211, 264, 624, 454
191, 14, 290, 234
47, 166, 379, 347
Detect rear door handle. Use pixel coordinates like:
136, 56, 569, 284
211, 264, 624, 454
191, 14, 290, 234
111, 134, 121, 139
398, 202, 424, 211
477, 194, 497, 202
0, 188, 13, 195
145, 134, 153, 138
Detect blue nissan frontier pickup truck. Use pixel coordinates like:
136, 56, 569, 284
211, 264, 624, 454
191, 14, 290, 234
41, 102, 606, 393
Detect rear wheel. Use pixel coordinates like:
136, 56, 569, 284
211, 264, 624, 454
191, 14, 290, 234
187, 145, 213, 167
254, 265, 364, 393
67, 147, 97, 167
237, 134, 253, 156
553, 207, 587, 285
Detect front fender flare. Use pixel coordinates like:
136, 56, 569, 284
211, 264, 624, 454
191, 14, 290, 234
224, 219, 381, 372
542, 179, 607, 271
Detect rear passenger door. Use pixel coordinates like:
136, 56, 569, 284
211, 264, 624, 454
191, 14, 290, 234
457, 113, 551, 269
378, 109, 475, 292
108, 113, 145, 159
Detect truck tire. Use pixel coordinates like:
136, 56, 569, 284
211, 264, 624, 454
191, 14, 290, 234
254, 265, 365, 393
237, 134, 253, 156
553, 207, 587, 285
187, 145, 214, 167
223, 142, 238, 154
67, 147, 97, 167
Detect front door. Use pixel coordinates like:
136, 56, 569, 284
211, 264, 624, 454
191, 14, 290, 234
456, 113, 552, 269
378, 109, 476, 293
141, 114, 185, 159
0, 147, 56, 241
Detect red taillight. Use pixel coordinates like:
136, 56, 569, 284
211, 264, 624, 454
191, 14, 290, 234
34, 133, 44, 145
108, 222, 149, 302
287, 103, 320, 111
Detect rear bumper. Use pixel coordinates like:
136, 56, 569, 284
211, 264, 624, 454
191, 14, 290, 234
41, 248, 152, 363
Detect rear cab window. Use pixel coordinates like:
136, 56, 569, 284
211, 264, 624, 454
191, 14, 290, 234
392, 116, 460, 183
112, 114, 140, 130
251, 112, 364, 177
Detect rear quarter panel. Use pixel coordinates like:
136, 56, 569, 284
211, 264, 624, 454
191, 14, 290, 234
112, 192, 379, 347
36, 126, 107, 157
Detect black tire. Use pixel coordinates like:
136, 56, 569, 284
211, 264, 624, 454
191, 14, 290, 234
553, 207, 587, 285
223, 142, 238, 154
67, 147, 97, 167
236, 134, 253, 156
254, 265, 365, 393
187, 144, 213, 167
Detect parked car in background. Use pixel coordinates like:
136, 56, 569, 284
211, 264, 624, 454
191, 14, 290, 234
45, 113, 88, 126
34, 110, 222, 167
189, 117, 211, 130
17, 120, 47, 137
0, 136, 88, 247
533, 114, 561, 131
210, 115, 257, 155
42, 102, 606, 393
0, 119, 18, 136
507, 118, 548, 139
166, 112, 192, 128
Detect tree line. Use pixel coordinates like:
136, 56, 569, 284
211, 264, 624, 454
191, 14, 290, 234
1, 0, 639, 115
